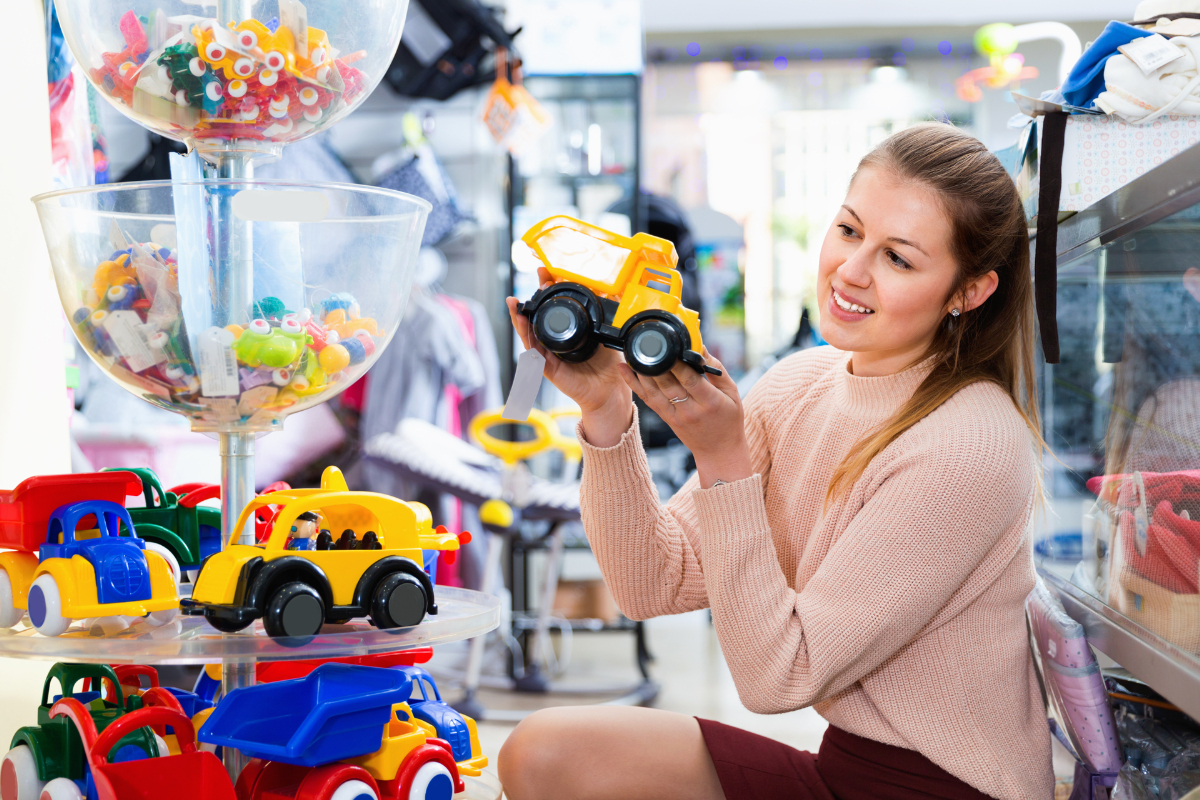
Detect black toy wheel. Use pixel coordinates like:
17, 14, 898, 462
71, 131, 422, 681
623, 319, 684, 376
370, 572, 427, 629
204, 612, 249, 634
532, 295, 594, 358
263, 581, 325, 638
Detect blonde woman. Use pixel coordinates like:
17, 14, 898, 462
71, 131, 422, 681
500, 124, 1052, 800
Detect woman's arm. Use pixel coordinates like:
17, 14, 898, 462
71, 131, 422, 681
578, 384, 775, 621
693, 388, 1035, 714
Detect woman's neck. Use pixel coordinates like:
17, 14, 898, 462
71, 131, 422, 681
849, 339, 934, 377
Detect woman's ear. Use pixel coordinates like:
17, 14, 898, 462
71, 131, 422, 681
955, 270, 999, 314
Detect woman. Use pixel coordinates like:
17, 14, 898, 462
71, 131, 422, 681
499, 124, 1053, 800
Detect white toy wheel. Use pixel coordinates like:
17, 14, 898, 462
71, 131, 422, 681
328, 779, 378, 800
38, 778, 81, 800
406, 761, 454, 800
144, 608, 178, 627
153, 735, 170, 758
184, 569, 199, 583
28, 576, 69, 637
144, 543, 181, 588
1, 745, 45, 800
0, 570, 25, 628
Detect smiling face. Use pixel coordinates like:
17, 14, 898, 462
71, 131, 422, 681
817, 166, 982, 376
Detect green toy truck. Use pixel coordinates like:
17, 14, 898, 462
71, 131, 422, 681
103, 468, 221, 578
2, 664, 163, 800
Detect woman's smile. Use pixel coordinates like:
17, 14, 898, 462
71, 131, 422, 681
828, 287, 876, 321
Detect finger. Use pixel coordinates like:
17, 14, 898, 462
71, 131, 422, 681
506, 296, 532, 349
537, 266, 553, 290
662, 363, 725, 411
701, 347, 741, 400
651, 370, 690, 404
668, 359, 707, 393
631, 369, 673, 414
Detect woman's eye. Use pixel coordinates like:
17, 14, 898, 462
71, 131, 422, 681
838, 224, 858, 238
887, 251, 912, 270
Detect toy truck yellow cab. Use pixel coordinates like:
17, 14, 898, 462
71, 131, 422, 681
516, 215, 720, 377
180, 467, 464, 639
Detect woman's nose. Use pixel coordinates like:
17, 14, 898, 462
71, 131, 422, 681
836, 250, 872, 288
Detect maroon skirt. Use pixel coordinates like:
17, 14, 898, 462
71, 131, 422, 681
696, 718, 997, 800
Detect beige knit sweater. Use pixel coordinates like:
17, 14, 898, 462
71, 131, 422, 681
577, 346, 1053, 800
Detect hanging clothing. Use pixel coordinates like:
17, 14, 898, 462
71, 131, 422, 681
376, 143, 471, 246
360, 294, 485, 499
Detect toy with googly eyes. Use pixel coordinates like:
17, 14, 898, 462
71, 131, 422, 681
232, 317, 312, 369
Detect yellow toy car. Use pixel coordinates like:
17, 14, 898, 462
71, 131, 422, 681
517, 215, 720, 376
180, 467, 464, 639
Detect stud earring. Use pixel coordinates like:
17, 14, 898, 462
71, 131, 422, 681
950, 308, 961, 317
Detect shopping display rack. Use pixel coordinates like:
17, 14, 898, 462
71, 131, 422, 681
15, 1, 502, 795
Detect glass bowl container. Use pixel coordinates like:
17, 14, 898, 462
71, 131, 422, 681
35, 179, 430, 432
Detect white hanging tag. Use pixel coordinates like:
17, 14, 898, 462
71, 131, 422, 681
102, 311, 158, 372
1119, 34, 1183, 76
502, 348, 546, 421
197, 327, 239, 397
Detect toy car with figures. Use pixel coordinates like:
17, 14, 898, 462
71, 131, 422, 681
0, 482, 179, 637
102, 468, 222, 577
181, 467, 467, 638
2, 663, 167, 800
516, 215, 720, 377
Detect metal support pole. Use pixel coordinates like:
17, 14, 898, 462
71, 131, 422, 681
220, 660, 256, 780
220, 432, 256, 546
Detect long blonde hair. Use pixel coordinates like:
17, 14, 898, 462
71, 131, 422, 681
827, 124, 1045, 500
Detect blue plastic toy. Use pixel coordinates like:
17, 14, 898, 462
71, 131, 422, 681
394, 666, 473, 763
197, 663, 413, 767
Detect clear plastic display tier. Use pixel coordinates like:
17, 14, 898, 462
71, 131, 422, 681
54, 0, 408, 158
462, 771, 503, 800
34, 179, 430, 433
0, 587, 498, 664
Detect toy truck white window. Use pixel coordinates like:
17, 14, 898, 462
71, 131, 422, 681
536, 227, 630, 286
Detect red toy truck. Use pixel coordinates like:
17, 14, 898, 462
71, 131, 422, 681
0, 472, 143, 628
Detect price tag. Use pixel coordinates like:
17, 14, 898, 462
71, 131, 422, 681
1119, 34, 1183, 76
197, 327, 239, 397
502, 348, 546, 421
102, 311, 158, 373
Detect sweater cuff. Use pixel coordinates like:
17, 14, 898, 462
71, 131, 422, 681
575, 406, 653, 488
691, 474, 770, 541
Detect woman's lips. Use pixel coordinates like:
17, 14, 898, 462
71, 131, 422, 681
827, 287, 875, 322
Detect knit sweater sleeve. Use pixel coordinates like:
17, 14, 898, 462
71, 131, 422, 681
692, 384, 1035, 714
576, 381, 775, 620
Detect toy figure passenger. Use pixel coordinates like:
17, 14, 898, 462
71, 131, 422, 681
286, 511, 321, 550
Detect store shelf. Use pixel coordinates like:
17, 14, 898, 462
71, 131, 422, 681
0, 586, 499, 665
1038, 569, 1200, 721
1051, 140, 1200, 264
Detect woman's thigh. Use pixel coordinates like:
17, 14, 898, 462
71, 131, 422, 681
498, 705, 725, 800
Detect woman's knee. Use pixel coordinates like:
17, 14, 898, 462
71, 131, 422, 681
498, 707, 579, 799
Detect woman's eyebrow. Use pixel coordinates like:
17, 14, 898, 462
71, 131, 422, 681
841, 204, 929, 257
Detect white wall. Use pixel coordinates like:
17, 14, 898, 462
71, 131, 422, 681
642, 0, 1134, 32
0, 1, 70, 485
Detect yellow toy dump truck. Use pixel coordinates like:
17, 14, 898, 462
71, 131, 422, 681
516, 216, 720, 377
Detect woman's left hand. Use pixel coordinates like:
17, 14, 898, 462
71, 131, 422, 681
618, 349, 755, 489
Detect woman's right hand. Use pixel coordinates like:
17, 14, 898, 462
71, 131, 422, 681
507, 268, 633, 445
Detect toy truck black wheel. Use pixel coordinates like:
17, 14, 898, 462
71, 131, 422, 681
370, 572, 427, 629
623, 318, 684, 376
204, 611, 250, 634
263, 581, 326, 638
532, 295, 598, 363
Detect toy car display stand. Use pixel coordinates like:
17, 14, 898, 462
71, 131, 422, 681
0, 586, 498, 664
